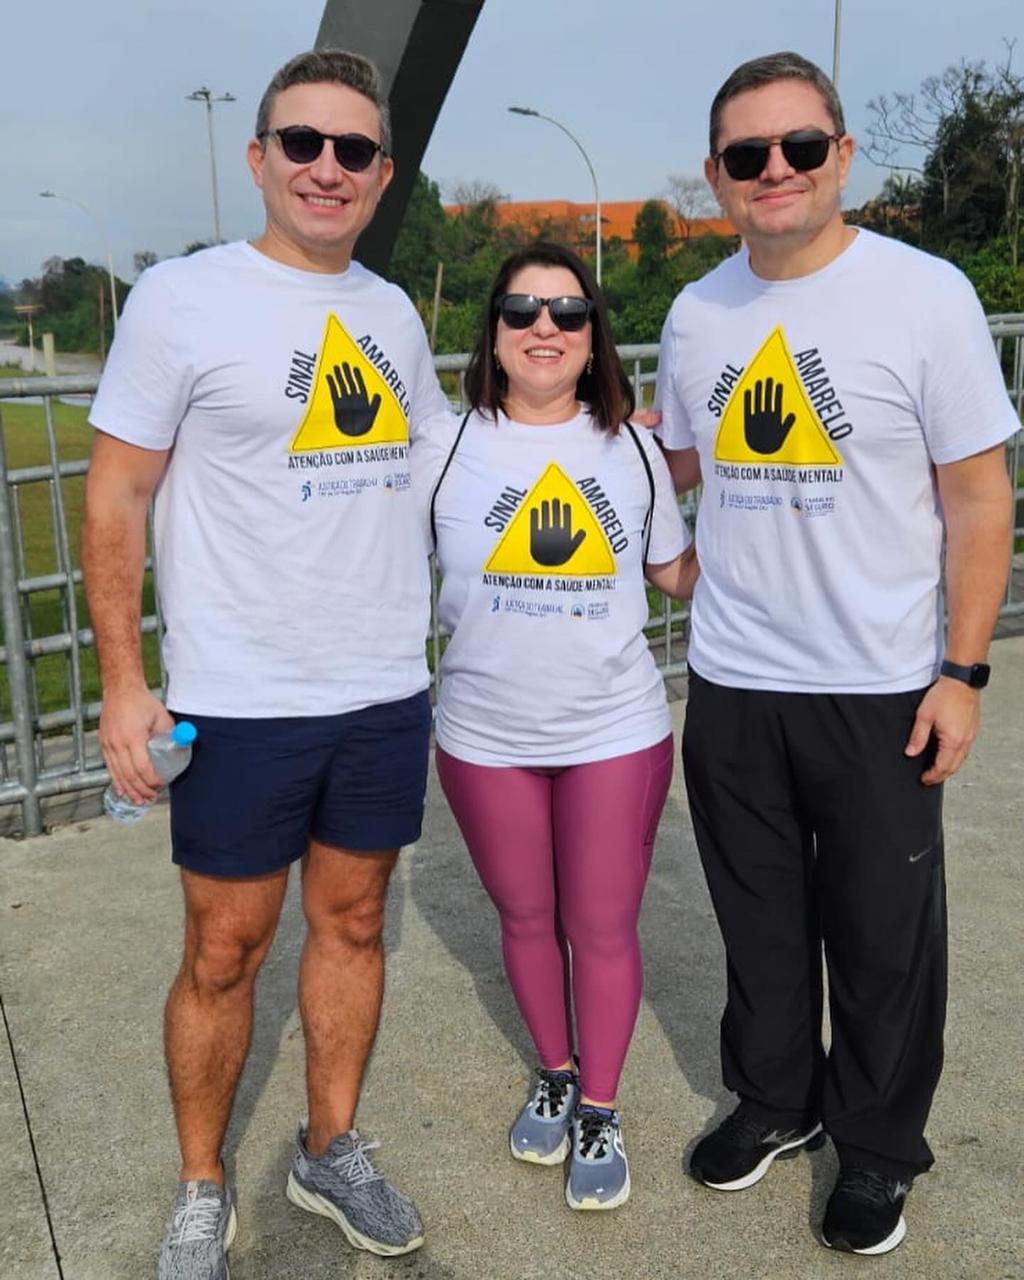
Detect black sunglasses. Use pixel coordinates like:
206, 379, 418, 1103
495, 294, 594, 332
713, 129, 840, 181
258, 126, 387, 172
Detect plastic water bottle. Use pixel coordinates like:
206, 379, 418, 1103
102, 721, 198, 823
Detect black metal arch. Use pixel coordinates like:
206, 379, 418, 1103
316, 0, 486, 273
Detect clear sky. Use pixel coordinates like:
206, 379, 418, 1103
2, 0, 1021, 286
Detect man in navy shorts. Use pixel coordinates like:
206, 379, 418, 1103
82, 49, 450, 1277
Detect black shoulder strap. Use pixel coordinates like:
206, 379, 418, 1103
623, 420, 655, 566
429, 410, 473, 551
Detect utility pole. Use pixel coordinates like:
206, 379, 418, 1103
187, 87, 235, 243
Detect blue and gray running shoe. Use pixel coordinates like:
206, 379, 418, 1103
565, 1104, 631, 1210
157, 1179, 236, 1280
286, 1127, 424, 1256
509, 1067, 580, 1164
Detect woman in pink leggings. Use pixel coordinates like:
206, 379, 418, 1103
416, 243, 697, 1210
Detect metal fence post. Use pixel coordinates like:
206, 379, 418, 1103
0, 421, 42, 835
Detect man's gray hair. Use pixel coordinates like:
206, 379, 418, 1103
255, 49, 391, 154
709, 51, 845, 154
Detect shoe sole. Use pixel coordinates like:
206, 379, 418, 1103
509, 1131, 571, 1165
695, 1125, 825, 1192
285, 1173, 425, 1257
223, 1205, 237, 1278
565, 1168, 631, 1211
823, 1215, 907, 1256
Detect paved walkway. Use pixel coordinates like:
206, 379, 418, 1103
2, 647, 1022, 1280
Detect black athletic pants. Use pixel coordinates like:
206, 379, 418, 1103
682, 668, 947, 1178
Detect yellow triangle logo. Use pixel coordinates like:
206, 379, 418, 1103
291, 313, 409, 452
715, 327, 842, 465
484, 462, 616, 576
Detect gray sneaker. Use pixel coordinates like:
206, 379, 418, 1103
286, 1127, 425, 1256
565, 1105, 631, 1210
157, 1179, 236, 1280
509, 1068, 580, 1165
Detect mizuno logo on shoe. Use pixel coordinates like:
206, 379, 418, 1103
762, 1129, 798, 1145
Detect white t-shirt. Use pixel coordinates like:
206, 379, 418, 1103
89, 242, 450, 716
655, 229, 1019, 693
414, 408, 689, 766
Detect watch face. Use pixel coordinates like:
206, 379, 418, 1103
970, 664, 991, 689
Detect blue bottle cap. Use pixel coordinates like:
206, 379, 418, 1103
171, 721, 198, 746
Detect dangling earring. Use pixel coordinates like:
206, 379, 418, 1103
493, 345, 502, 372
585, 353, 594, 376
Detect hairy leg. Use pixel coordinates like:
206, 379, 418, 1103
299, 840, 398, 1154
165, 866, 289, 1182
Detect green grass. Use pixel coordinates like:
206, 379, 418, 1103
0, 397, 161, 725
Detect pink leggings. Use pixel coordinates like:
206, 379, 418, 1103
436, 735, 674, 1102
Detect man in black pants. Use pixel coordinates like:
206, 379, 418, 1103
655, 51, 1017, 1254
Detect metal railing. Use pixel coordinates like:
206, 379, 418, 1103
1, 325, 1022, 837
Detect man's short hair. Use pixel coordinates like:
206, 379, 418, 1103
709, 51, 846, 154
255, 49, 392, 154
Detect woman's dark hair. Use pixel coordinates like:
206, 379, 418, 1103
464, 241, 634, 432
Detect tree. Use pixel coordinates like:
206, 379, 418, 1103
865, 62, 986, 216
389, 172, 447, 300
14, 256, 129, 354
134, 250, 159, 276
633, 200, 674, 282
446, 179, 506, 207
0, 281, 16, 338
665, 175, 717, 241
865, 47, 1024, 264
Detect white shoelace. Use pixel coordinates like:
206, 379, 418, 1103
170, 1190, 224, 1244
330, 1138, 385, 1188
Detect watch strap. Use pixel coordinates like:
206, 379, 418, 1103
940, 659, 990, 689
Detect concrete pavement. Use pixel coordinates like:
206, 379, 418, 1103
2, 646, 1022, 1280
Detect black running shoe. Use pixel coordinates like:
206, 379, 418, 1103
822, 1168, 911, 1255
689, 1102, 824, 1191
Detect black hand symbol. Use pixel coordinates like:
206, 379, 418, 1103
327, 362, 382, 437
530, 499, 586, 567
743, 377, 795, 454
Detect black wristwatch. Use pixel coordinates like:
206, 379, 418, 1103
940, 659, 990, 689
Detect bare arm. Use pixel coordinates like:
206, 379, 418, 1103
645, 543, 700, 601
905, 443, 1013, 784
663, 446, 702, 495
82, 431, 172, 803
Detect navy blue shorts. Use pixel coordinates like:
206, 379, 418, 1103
168, 690, 432, 877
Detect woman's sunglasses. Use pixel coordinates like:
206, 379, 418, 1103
713, 129, 840, 181
494, 294, 594, 332
258, 126, 387, 172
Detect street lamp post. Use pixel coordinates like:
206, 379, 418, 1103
508, 107, 602, 284
187, 87, 235, 244
832, 0, 843, 90
39, 190, 118, 330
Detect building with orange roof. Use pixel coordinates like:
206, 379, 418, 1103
443, 199, 736, 258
